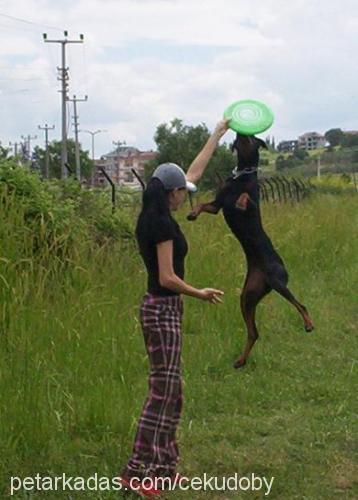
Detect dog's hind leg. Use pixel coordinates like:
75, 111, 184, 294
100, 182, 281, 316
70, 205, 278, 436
234, 269, 271, 369
269, 278, 314, 332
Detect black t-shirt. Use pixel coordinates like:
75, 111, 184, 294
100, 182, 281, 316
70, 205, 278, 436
136, 211, 188, 296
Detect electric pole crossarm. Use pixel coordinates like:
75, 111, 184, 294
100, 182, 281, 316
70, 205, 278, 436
45, 40, 84, 44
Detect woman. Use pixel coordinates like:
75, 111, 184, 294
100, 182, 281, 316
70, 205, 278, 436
120, 119, 229, 497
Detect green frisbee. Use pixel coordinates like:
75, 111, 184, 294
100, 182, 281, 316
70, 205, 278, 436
224, 99, 274, 135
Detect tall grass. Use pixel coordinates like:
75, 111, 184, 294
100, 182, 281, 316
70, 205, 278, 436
0, 190, 357, 499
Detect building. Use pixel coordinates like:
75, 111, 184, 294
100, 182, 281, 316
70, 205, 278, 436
93, 146, 157, 188
277, 140, 298, 153
298, 132, 326, 151
344, 130, 358, 136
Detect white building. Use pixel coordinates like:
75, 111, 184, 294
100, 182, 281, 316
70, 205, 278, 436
94, 146, 157, 188
298, 132, 326, 151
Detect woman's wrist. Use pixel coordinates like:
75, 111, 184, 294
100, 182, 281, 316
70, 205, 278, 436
182, 285, 204, 300
180, 283, 206, 300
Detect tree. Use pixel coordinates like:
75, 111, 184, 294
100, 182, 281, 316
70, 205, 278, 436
276, 155, 289, 171
0, 145, 10, 161
342, 134, 358, 148
351, 149, 358, 163
324, 128, 344, 147
292, 147, 308, 160
33, 139, 93, 179
275, 154, 299, 171
146, 119, 235, 190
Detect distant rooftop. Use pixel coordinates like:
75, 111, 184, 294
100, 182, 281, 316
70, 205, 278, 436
101, 146, 155, 159
299, 131, 325, 138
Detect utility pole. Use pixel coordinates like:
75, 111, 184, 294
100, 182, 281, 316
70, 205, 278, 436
81, 129, 106, 186
317, 155, 321, 180
43, 31, 84, 179
38, 124, 55, 179
68, 94, 88, 180
8, 141, 18, 156
21, 134, 37, 161
352, 171, 358, 193
9, 142, 20, 164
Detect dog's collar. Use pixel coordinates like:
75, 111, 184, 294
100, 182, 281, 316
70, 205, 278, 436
231, 166, 258, 179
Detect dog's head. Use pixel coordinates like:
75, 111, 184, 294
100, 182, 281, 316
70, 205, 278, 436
231, 133, 268, 170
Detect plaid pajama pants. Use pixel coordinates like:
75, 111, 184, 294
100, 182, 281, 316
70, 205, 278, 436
121, 292, 184, 480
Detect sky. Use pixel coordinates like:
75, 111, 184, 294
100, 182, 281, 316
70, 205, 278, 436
0, 0, 357, 158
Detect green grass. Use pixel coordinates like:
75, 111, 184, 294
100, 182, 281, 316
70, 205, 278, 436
0, 193, 357, 499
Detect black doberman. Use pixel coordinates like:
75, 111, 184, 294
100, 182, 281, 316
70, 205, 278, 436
187, 133, 314, 369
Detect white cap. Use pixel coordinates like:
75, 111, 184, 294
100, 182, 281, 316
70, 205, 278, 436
152, 163, 197, 192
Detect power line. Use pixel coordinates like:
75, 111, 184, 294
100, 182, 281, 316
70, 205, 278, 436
0, 78, 49, 81
0, 12, 64, 32
0, 22, 44, 33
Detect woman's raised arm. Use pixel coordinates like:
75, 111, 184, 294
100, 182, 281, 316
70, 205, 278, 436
185, 119, 230, 185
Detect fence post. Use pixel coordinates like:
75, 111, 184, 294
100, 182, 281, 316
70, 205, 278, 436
99, 167, 116, 213
271, 178, 282, 203
258, 180, 267, 203
281, 175, 293, 203
277, 177, 287, 203
265, 179, 276, 203
293, 179, 300, 202
131, 168, 146, 191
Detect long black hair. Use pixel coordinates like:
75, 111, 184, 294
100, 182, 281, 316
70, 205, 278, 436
141, 178, 170, 216
135, 177, 171, 241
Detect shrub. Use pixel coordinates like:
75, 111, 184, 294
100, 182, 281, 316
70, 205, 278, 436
0, 161, 135, 263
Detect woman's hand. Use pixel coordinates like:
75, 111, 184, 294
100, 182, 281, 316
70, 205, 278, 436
198, 288, 224, 304
213, 118, 230, 139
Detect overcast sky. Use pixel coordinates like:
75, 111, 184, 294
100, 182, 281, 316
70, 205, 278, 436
0, 0, 357, 158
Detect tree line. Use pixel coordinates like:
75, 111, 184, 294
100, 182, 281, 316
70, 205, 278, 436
2, 122, 357, 186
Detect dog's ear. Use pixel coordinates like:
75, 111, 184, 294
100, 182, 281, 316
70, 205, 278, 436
255, 138, 268, 149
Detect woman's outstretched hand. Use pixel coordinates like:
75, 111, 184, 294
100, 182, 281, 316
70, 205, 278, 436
213, 118, 230, 139
199, 288, 224, 304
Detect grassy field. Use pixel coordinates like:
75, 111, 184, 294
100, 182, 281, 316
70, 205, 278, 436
0, 192, 357, 499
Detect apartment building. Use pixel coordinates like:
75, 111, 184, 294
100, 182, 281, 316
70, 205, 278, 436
93, 146, 157, 188
298, 132, 326, 151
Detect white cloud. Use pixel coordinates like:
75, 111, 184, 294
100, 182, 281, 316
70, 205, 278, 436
0, 0, 357, 156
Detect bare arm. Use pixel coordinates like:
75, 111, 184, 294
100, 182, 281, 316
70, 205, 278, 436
157, 241, 223, 303
185, 119, 230, 185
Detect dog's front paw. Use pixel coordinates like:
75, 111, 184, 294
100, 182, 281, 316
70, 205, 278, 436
187, 212, 198, 221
